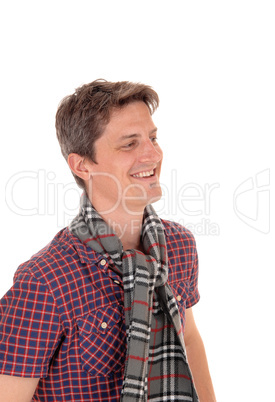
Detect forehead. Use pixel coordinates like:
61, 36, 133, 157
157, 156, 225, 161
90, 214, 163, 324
103, 101, 155, 139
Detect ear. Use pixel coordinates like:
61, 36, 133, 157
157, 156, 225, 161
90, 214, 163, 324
67, 153, 92, 182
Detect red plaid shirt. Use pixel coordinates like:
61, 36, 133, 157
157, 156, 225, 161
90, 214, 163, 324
0, 219, 200, 401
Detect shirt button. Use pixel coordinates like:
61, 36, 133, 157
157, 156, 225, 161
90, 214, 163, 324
176, 295, 182, 302
101, 322, 107, 329
100, 259, 107, 266
114, 280, 120, 285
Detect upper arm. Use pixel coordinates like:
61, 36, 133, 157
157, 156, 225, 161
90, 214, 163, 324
0, 273, 61, 378
0, 374, 39, 402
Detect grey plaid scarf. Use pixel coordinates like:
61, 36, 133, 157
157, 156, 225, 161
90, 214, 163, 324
70, 193, 199, 401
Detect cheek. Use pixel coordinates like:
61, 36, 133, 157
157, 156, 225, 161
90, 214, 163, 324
117, 156, 137, 176
92, 173, 120, 194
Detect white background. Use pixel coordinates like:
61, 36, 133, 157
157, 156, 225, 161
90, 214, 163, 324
0, 1, 274, 400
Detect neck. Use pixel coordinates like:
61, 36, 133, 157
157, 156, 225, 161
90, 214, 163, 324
91, 198, 146, 251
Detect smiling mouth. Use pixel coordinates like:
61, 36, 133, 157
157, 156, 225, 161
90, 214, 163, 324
131, 169, 156, 178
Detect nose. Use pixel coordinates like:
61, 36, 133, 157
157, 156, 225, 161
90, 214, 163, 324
139, 138, 163, 164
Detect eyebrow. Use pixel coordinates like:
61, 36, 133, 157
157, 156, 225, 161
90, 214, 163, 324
117, 127, 158, 142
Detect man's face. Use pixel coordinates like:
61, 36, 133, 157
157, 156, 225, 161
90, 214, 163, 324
86, 101, 163, 215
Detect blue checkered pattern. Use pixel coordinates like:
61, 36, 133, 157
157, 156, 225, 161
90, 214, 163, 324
0, 219, 199, 401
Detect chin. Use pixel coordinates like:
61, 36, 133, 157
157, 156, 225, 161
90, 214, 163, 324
147, 189, 162, 205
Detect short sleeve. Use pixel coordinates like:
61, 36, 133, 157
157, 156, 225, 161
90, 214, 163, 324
0, 272, 62, 378
186, 246, 200, 309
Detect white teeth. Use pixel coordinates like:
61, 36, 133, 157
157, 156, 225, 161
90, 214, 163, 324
132, 169, 154, 178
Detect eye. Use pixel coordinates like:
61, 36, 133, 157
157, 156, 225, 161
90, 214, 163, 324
122, 140, 137, 149
150, 136, 158, 144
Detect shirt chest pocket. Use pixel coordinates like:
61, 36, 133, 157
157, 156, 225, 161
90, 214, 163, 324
77, 305, 126, 377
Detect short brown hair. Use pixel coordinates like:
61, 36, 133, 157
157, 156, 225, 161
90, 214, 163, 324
55, 79, 159, 189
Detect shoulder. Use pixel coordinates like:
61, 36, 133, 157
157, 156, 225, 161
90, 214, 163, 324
14, 227, 96, 283
14, 228, 66, 275
161, 218, 196, 248
161, 219, 198, 278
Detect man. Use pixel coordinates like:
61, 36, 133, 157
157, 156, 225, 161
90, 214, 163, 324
0, 79, 216, 401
